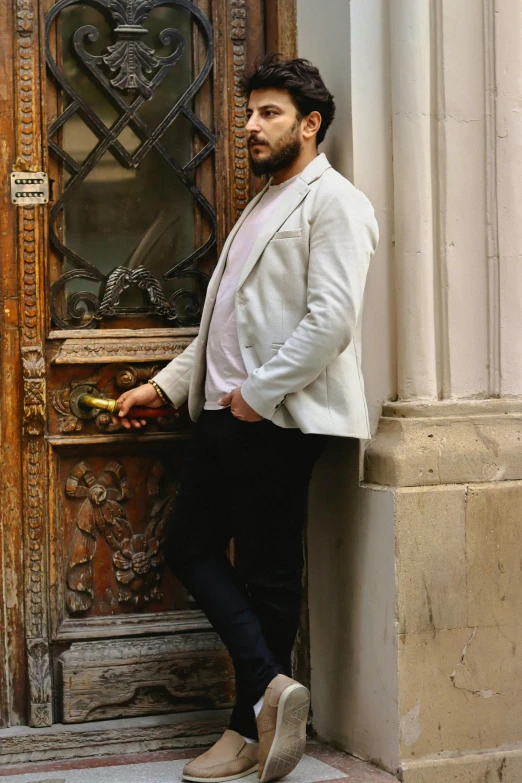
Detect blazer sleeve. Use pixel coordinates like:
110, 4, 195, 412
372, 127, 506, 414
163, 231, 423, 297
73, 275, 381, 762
152, 336, 199, 408
240, 191, 379, 420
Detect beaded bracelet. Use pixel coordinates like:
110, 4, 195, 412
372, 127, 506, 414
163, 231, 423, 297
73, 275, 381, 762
148, 378, 169, 404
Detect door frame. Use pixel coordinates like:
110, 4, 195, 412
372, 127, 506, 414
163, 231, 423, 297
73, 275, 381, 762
0, 0, 297, 738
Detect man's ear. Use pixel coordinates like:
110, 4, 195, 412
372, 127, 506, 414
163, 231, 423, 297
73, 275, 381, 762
302, 110, 322, 142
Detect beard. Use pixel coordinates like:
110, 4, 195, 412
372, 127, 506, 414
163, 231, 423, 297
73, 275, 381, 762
248, 123, 302, 177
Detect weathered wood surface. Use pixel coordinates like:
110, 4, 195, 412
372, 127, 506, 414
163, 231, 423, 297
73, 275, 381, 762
52, 337, 195, 364
265, 0, 297, 59
214, 0, 266, 242
47, 433, 192, 448
60, 634, 234, 723
0, 0, 297, 735
56, 609, 211, 641
2, 0, 54, 728
41, 0, 267, 731
16, 0, 54, 726
48, 328, 199, 340
0, 0, 25, 729
0, 711, 231, 765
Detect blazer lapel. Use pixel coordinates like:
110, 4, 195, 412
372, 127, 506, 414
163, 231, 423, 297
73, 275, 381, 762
237, 180, 311, 289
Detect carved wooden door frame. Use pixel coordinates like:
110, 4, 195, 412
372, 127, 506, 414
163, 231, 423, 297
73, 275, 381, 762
0, 0, 296, 734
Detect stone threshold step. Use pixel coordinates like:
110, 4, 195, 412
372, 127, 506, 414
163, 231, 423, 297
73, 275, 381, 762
0, 711, 230, 766
0, 741, 396, 782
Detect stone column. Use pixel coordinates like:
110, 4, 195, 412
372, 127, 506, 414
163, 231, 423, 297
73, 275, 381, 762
495, 0, 522, 396
302, 1, 522, 782
363, 2, 522, 782
390, 0, 438, 401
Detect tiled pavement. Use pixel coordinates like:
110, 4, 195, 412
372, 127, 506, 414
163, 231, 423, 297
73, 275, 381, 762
0, 742, 396, 782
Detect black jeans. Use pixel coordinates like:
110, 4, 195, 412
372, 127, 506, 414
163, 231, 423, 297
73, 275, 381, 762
164, 408, 327, 740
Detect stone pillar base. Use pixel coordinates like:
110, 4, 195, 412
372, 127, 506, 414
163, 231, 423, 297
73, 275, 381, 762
364, 400, 522, 782
401, 745, 522, 783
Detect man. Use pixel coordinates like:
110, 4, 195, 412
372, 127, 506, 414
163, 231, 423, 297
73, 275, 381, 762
115, 55, 378, 783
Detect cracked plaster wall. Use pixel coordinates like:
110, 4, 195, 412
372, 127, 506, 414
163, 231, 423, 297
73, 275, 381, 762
397, 481, 522, 760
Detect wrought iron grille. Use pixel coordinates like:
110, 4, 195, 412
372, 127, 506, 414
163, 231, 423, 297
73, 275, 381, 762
46, 0, 216, 329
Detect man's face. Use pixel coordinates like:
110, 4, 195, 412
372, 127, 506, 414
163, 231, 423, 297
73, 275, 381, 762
245, 89, 303, 176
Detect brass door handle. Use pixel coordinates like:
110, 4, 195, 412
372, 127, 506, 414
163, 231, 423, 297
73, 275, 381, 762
78, 393, 177, 419
79, 394, 118, 414
67, 384, 178, 420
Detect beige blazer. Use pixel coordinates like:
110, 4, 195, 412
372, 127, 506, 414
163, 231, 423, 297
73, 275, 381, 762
154, 154, 379, 437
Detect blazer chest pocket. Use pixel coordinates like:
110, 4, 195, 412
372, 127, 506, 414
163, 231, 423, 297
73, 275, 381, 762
272, 228, 302, 239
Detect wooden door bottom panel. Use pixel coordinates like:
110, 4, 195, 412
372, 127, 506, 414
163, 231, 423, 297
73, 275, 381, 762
59, 633, 234, 723
55, 610, 211, 641
0, 710, 230, 766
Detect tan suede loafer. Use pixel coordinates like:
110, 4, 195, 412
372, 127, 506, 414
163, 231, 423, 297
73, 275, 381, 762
182, 729, 259, 782
256, 674, 310, 782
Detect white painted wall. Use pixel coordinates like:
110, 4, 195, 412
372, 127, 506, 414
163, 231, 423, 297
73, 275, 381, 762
296, 0, 354, 182
308, 440, 399, 771
297, 0, 396, 431
298, 0, 399, 772
350, 0, 396, 423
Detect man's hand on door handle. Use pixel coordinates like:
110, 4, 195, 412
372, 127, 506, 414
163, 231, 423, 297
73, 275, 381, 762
111, 382, 165, 430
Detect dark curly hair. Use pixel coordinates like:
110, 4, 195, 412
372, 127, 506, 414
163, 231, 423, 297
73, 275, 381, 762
241, 54, 336, 146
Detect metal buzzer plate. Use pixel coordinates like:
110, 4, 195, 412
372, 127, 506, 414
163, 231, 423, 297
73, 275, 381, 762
11, 172, 49, 205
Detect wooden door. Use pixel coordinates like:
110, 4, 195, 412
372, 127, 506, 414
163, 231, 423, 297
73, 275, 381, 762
0, 0, 295, 732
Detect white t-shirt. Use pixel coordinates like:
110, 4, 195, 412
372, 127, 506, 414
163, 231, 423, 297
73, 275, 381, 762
204, 175, 298, 410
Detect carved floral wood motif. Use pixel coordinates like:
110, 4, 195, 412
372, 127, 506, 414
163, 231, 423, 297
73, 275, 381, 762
65, 460, 175, 612
22, 346, 46, 435
17, 0, 35, 33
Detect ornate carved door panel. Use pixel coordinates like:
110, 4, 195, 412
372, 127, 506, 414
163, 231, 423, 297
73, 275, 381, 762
0, 0, 295, 735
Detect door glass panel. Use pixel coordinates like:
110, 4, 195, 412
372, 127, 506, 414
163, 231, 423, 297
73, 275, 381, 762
46, 0, 216, 329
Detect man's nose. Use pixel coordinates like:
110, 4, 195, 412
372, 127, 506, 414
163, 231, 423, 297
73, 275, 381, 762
245, 114, 260, 133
